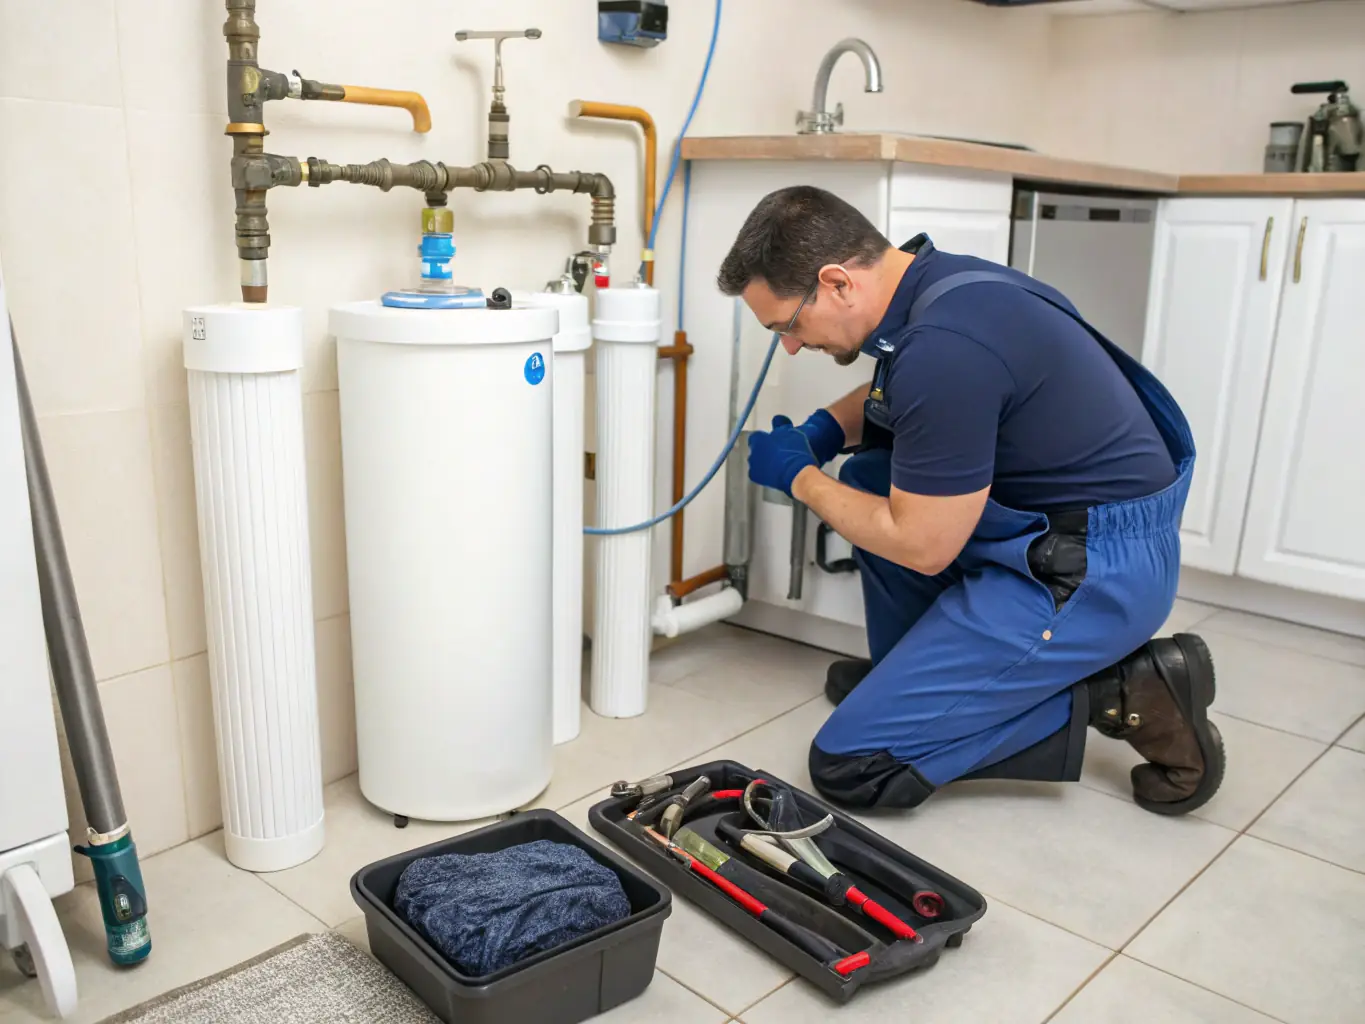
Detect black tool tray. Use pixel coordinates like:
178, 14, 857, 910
588, 760, 986, 1003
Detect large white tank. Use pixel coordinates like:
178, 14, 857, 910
331, 300, 558, 821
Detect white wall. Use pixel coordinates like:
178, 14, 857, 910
0, 0, 1052, 862
1041, 0, 1365, 174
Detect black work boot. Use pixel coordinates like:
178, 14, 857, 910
825, 658, 872, 706
1087, 633, 1225, 815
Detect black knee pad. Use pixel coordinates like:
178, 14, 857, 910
808, 743, 936, 810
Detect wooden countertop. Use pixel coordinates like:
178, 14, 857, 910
679, 134, 1365, 198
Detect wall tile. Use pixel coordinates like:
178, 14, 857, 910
315, 615, 357, 785
125, 110, 237, 408
37, 409, 170, 681
149, 402, 207, 660
0, 1, 122, 106
304, 391, 349, 621
171, 654, 222, 838
0, 99, 145, 416
56, 665, 189, 876
114, 0, 226, 116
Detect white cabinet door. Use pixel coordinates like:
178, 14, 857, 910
887, 209, 1011, 266
1237, 200, 1365, 600
1140, 197, 1294, 574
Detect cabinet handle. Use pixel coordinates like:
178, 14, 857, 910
1259, 216, 1274, 281
1293, 216, 1308, 283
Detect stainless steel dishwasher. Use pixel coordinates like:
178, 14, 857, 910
1009, 189, 1157, 360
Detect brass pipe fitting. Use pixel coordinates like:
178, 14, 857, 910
568, 101, 656, 282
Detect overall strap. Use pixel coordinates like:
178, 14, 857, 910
908, 270, 1083, 327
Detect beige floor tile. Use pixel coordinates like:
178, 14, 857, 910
554, 790, 794, 1018
1339, 716, 1365, 753
739, 900, 1108, 1024
681, 698, 832, 792
1197, 630, 1365, 742
666, 638, 834, 715
0, 835, 323, 1024
533, 682, 796, 814
859, 782, 1234, 949
1199, 610, 1365, 668
1128, 836, 1365, 1024
1080, 711, 1327, 831
599, 972, 728, 1024
257, 775, 497, 927
1051, 956, 1280, 1023
1161, 598, 1218, 635
1249, 747, 1365, 873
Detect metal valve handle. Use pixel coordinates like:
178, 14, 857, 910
454, 29, 542, 93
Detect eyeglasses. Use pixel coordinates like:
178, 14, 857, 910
776, 279, 820, 337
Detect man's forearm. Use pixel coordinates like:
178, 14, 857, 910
825, 383, 871, 450
792, 465, 920, 570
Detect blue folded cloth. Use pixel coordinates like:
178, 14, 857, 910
394, 839, 632, 977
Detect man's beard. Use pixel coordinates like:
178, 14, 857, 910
833, 348, 860, 367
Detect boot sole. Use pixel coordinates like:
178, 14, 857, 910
1135, 632, 1226, 816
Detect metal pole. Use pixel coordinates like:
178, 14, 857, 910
10, 320, 127, 836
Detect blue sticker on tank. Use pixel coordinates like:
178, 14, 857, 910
524, 352, 546, 385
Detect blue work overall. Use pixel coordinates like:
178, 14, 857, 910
808, 271, 1196, 809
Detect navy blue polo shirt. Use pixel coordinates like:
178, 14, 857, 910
865, 237, 1176, 512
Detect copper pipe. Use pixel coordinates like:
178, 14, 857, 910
339, 86, 432, 133
658, 331, 695, 582
568, 101, 656, 284
666, 565, 728, 602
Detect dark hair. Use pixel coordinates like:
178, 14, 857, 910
716, 185, 891, 298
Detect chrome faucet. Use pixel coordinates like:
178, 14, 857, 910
798, 38, 883, 134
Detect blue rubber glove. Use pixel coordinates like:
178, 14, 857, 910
796, 408, 846, 467
748, 415, 819, 496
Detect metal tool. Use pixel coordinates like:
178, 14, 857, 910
658, 776, 711, 839
740, 779, 840, 880
717, 819, 920, 942
786, 501, 808, 600
645, 827, 869, 977
453, 28, 542, 161
611, 773, 673, 801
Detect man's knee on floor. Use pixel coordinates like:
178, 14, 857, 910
837, 448, 892, 496
808, 740, 936, 810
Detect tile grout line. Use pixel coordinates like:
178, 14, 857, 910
549, 695, 829, 815
1039, 950, 1121, 1024
1123, 955, 1296, 1024
1091, 730, 1354, 1013
734, 975, 796, 1020
655, 966, 739, 1020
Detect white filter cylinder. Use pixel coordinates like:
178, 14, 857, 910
590, 286, 661, 719
525, 292, 592, 745
183, 303, 324, 872
331, 301, 558, 821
